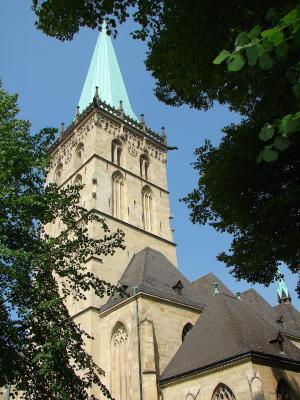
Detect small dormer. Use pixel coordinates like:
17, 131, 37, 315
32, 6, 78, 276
172, 280, 184, 295
269, 332, 285, 353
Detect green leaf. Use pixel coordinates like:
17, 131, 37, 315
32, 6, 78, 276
262, 28, 284, 46
246, 44, 262, 66
213, 50, 231, 64
292, 19, 300, 34
293, 82, 300, 99
248, 25, 261, 40
286, 68, 297, 84
227, 53, 245, 72
274, 137, 290, 151
262, 148, 278, 162
259, 53, 274, 70
282, 8, 298, 25
275, 42, 289, 58
279, 114, 300, 134
259, 123, 275, 141
235, 32, 249, 47
261, 38, 274, 52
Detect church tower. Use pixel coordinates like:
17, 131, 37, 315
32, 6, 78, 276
46, 26, 177, 316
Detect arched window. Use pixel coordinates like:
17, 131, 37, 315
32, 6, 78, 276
112, 171, 124, 219
142, 185, 153, 232
277, 379, 292, 400
112, 139, 123, 166
110, 322, 129, 400
55, 163, 63, 184
182, 322, 193, 342
75, 142, 84, 168
212, 384, 236, 400
140, 154, 150, 180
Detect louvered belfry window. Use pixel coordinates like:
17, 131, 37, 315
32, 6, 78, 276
212, 384, 236, 400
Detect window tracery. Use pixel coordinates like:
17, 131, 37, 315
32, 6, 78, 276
112, 139, 123, 166
112, 171, 124, 219
111, 322, 129, 400
142, 185, 153, 232
212, 384, 236, 400
55, 163, 63, 184
75, 142, 84, 168
140, 154, 150, 180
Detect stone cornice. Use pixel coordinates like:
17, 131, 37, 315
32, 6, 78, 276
90, 209, 176, 247
49, 101, 167, 154
98, 291, 202, 318
159, 351, 300, 387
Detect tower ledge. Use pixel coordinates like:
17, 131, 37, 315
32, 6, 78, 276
49, 100, 167, 154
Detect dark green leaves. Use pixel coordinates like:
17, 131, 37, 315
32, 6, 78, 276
246, 44, 262, 66
259, 53, 274, 70
261, 147, 278, 162
0, 84, 124, 399
274, 136, 290, 150
259, 123, 274, 141
235, 31, 249, 46
227, 53, 245, 72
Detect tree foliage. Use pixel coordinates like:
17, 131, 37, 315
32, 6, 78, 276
30, 2, 300, 289
0, 84, 124, 399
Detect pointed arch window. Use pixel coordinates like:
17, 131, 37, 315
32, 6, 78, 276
75, 142, 84, 168
112, 171, 124, 219
142, 185, 153, 232
212, 384, 236, 400
112, 139, 123, 166
110, 322, 129, 400
55, 163, 63, 185
277, 379, 292, 400
140, 154, 150, 180
182, 322, 193, 342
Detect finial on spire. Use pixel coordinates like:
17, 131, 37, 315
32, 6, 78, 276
75, 105, 80, 122
140, 114, 146, 133
276, 269, 291, 304
161, 126, 167, 145
93, 86, 100, 105
119, 100, 124, 119
60, 122, 65, 135
213, 281, 219, 295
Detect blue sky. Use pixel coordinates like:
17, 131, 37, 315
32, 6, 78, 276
1, 0, 298, 308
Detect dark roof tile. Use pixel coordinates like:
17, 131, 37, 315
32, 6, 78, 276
161, 293, 300, 382
100, 247, 206, 312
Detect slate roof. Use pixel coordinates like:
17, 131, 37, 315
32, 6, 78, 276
160, 292, 300, 382
274, 302, 300, 338
192, 272, 234, 302
241, 289, 300, 339
100, 247, 206, 313
240, 288, 280, 328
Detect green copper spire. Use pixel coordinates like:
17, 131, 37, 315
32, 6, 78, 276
78, 23, 137, 120
277, 268, 291, 304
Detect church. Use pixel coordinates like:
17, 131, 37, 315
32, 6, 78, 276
46, 26, 300, 400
